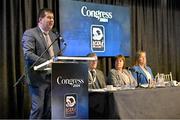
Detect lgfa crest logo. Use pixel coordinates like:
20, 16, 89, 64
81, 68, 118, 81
64, 94, 77, 118
91, 25, 105, 52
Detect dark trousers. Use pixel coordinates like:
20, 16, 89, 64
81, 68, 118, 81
29, 83, 51, 119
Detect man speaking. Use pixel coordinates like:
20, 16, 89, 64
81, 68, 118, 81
22, 8, 60, 119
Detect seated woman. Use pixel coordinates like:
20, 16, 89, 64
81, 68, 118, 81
108, 55, 137, 87
131, 51, 155, 87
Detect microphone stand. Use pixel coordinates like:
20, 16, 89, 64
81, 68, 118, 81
54, 42, 67, 58
13, 34, 61, 87
128, 67, 140, 87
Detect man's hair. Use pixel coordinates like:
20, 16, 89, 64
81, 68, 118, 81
86, 53, 97, 57
37, 8, 53, 23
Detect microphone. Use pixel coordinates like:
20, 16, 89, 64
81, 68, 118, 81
59, 35, 67, 46
127, 67, 141, 87
52, 29, 67, 46
127, 67, 136, 73
13, 30, 60, 87
51, 30, 67, 57
127, 67, 142, 75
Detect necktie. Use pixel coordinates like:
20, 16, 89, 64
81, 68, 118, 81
90, 70, 100, 89
44, 33, 54, 57
90, 70, 96, 80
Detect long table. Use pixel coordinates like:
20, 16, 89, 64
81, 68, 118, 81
89, 87, 180, 119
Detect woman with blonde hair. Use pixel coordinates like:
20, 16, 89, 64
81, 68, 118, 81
131, 51, 155, 87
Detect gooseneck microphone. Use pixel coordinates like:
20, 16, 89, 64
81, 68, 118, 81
13, 30, 62, 87
127, 67, 141, 75
52, 30, 67, 57
127, 67, 136, 73
52, 29, 67, 46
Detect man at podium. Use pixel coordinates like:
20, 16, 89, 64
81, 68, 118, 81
22, 8, 60, 119
87, 53, 106, 89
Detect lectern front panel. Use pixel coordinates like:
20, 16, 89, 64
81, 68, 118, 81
51, 63, 88, 119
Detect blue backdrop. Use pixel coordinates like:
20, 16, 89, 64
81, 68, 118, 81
59, 0, 131, 56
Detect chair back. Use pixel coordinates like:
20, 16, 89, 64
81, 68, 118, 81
155, 72, 173, 87
163, 72, 173, 81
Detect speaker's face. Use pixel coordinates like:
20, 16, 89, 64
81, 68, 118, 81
39, 12, 54, 32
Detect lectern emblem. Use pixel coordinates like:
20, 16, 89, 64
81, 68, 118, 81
64, 93, 77, 118
66, 95, 76, 107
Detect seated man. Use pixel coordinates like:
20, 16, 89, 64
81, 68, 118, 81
87, 53, 106, 89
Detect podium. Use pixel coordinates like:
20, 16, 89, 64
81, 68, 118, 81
34, 56, 95, 119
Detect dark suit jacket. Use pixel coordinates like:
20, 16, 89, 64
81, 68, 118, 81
22, 27, 60, 86
88, 69, 106, 89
